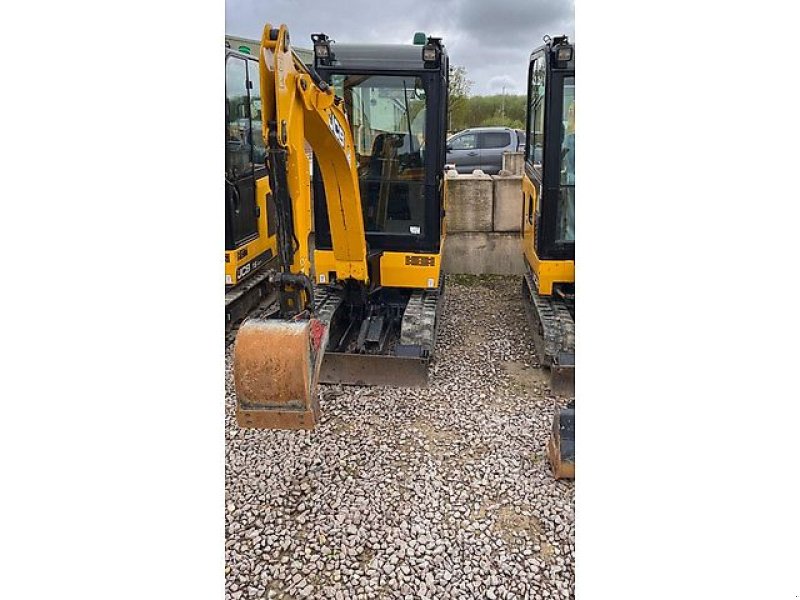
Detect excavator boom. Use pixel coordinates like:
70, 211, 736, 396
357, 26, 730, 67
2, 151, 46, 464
233, 24, 370, 430
258, 24, 368, 283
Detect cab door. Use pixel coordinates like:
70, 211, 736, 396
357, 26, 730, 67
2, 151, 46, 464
524, 48, 575, 262
523, 52, 547, 259
225, 55, 259, 250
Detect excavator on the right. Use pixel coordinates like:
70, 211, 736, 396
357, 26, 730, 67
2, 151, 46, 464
521, 35, 575, 479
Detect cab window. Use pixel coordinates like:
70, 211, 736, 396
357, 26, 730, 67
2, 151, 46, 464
331, 74, 428, 236
560, 77, 575, 187
557, 76, 575, 242
246, 61, 266, 167
527, 55, 546, 171
225, 57, 251, 180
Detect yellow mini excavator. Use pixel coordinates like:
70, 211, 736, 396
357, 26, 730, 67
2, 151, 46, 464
521, 35, 575, 478
233, 24, 449, 430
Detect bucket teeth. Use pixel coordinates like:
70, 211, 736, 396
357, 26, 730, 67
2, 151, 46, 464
233, 318, 329, 430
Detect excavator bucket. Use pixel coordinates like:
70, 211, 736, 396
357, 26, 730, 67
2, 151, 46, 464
233, 318, 329, 430
547, 405, 575, 479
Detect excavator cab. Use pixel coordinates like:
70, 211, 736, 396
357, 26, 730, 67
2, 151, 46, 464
311, 39, 447, 256
309, 35, 449, 387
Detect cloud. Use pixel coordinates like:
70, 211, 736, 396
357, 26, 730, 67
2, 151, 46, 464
225, 0, 574, 95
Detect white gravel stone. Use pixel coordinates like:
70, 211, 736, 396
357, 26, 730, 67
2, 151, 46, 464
225, 276, 575, 599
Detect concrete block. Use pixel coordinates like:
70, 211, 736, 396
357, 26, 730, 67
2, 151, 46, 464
442, 232, 525, 275
445, 173, 494, 232
492, 175, 524, 232
502, 151, 524, 176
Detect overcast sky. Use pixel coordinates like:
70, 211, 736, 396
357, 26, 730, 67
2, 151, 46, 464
226, 0, 574, 96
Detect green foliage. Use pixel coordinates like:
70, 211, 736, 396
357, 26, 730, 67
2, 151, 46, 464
479, 110, 524, 130
448, 65, 472, 131
450, 94, 527, 132
447, 66, 528, 133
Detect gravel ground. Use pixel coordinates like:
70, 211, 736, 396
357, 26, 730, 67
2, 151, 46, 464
225, 275, 575, 600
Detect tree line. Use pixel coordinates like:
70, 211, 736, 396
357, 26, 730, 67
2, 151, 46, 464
448, 65, 527, 134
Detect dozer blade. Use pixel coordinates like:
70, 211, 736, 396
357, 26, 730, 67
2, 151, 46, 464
319, 352, 430, 387
550, 353, 575, 395
233, 318, 329, 430
547, 405, 575, 479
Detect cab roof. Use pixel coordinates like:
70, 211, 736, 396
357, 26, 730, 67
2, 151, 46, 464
529, 35, 575, 69
318, 42, 447, 71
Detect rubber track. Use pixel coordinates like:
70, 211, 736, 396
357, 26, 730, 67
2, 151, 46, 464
523, 269, 575, 367
312, 285, 344, 326
400, 274, 444, 353
225, 269, 276, 338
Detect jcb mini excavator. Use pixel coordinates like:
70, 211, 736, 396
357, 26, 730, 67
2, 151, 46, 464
521, 35, 575, 478
233, 24, 448, 430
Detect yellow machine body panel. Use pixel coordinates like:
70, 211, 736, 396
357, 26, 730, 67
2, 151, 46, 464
313, 249, 442, 289
225, 176, 277, 286
521, 173, 574, 296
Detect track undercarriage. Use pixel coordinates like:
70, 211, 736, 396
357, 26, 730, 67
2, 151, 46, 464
225, 266, 277, 335
522, 265, 575, 394
234, 275, 444, 430
315, 275, 444, 387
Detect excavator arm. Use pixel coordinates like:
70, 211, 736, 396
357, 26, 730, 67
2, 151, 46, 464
233, 24, 371, 430
259, 24, 368, 301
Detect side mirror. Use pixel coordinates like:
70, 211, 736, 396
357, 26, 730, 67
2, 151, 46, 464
446, 144, 452, 152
